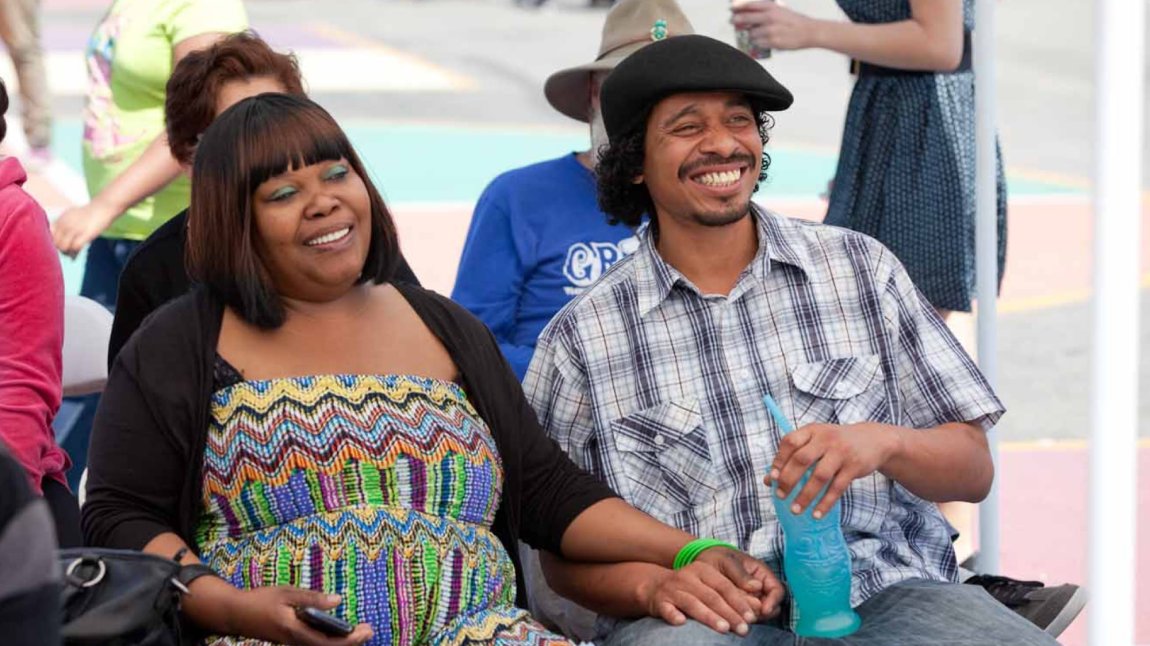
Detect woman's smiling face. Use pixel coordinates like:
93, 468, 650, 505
250, 157, 373, 302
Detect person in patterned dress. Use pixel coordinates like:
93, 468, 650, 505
82, 93, 789, 645
730, 1, 1084, 635
732, 0, 1004, 320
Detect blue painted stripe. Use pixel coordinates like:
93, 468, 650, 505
44, 119, 1082, 295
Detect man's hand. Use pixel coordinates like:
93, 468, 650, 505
767, 422, 903, 518
638, 547, 784, 636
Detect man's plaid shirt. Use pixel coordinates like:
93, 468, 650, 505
524, 206, 1005, 627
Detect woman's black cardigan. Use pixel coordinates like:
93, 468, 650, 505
81, 283, 617, 606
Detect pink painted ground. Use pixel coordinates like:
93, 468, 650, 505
996, 446, 1150, 645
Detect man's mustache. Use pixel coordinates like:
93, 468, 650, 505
679, 154, 759, 181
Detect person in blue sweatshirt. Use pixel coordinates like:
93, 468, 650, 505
452, 0, 694, 379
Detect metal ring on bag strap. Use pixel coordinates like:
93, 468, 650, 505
65, 556, 107, 588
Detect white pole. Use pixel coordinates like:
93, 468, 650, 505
1089, 0, 1144, 641
974, 0, 1000, 576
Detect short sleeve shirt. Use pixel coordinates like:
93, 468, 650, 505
82, 0, 248, 240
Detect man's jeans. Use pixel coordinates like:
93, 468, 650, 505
601, 579, 1059, 646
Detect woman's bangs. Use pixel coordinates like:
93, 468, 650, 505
241, 108, 352, 190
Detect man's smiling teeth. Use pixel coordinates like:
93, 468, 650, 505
305, 227, 350, 246
695, 169, 742, 186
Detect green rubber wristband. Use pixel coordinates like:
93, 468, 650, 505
672, 538, 738, 570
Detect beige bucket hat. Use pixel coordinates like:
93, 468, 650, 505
544, 0, 695, 123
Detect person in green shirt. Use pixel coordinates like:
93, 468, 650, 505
49, 0, 249, 495
52, 0, 248, 309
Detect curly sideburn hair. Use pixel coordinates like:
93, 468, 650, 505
596, 112, 775, 230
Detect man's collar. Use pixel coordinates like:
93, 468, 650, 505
634, 203, 811, 318
754, 202, 812, 276
632, 223, 678, 318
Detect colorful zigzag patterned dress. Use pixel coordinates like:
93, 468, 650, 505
195, 364, 574, 646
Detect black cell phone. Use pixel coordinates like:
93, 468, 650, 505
295, 606, 354, 637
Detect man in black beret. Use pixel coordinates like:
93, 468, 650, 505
524, 35, 1059, 645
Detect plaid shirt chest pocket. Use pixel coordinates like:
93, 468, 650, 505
791, 355, 892, 426
610, 400, 721, 526
791, 355, 893, 533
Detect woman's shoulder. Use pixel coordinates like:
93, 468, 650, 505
116, 288, 217, 371
139, 286, 211, 327
391, 282, 505, 373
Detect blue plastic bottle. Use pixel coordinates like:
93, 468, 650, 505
764, 395, 861, 638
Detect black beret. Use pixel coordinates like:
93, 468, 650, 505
600, 34, 794, 141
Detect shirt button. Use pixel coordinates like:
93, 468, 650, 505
654, 434, 665, 447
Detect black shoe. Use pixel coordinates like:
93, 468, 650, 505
965, 574, 1088, 638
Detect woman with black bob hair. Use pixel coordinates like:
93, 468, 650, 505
83, 93, 779, 645
185, 91, 399, 331
596, 112, 775, 232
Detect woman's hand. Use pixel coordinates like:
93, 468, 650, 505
637, 547, 784, 635
51, 202, 119, 257
227, 587, 373, 646
695, 547, 785, 619
731, 1, 822, 52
